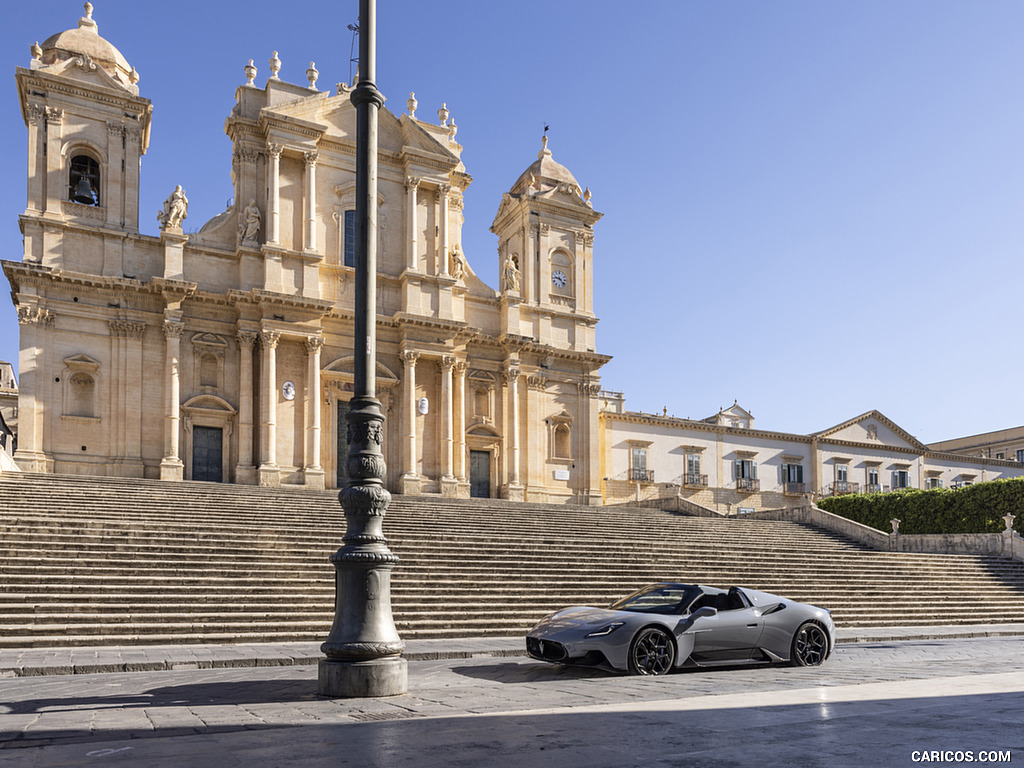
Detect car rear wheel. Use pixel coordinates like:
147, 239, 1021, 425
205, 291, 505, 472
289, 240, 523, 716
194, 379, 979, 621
790, 622, 828, 666
628, 627, 675, 675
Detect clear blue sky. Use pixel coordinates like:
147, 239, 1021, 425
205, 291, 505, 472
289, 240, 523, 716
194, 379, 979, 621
2, 1, 1022, 443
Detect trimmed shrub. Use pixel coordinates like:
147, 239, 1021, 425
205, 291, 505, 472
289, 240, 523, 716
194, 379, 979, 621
817, 477, 1024, 536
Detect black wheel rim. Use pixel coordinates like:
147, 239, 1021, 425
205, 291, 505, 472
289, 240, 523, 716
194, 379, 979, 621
632, 630, 673, 675
795, 624, 827, 665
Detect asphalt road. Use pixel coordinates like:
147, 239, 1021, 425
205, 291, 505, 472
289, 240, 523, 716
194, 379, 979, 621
2, 636, 1023, 767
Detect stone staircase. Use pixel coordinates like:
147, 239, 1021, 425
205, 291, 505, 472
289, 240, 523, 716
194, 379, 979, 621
1, 473, 1023, 647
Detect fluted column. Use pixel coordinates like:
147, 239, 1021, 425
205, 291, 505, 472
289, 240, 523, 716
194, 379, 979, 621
454, 360, 467, 483
267, 144, 282, 244
503, 361, 523, 500
437, 184, 450, 276
439, 355, 455, 494
258, 330, 280, 486
405, 176, 419, 271
235, 330, 257, 483
160, 319, 185, 481
400, 350, 419, 489
305, 336, 325, 489
13, 307, 53, 471
304, 151, 318, 253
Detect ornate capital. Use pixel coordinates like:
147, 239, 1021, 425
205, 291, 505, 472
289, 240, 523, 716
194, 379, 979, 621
259, 330, 280, 349
109, 319, 145, 338
437, 355, 455, 373
578, 382, 601, 398
405, 175, 420, 192
236, 330, 258, 349
454, 360, 468, 376
304, 150, 319, 166
234, 148, 259, 165
305, 336, 325, 354
574, 230, 586, 244
267, 142, 283, 158
527, 375, 547, 392
107, 121, 124, 137
400, 350, 420, 367
502, 363, 520, 384
44, 107, 63, 124
162, 320, 185, 339
17, 306, 53, 327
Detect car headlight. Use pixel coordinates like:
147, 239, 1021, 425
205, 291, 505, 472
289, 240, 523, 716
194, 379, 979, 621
585, 621, 625, 638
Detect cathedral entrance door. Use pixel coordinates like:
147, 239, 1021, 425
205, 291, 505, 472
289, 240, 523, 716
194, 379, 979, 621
192, 426, 223, 482
469, 450, 490, 498
336, 399, 351, 488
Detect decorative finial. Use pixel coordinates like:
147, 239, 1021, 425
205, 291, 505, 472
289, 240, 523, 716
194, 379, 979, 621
438, 102, 449, 125
583, 187, 592, 203
538, 135, 552, 159
244, 59, 257, 86
448, 120, 458, 141
269, 51, 281, 80
306, 61, 319, 90
31, 41, 42, 62
128, 66, 139, 85
542, 135, 549, 150
407, 92, 417, 118
80, 2, 97, 30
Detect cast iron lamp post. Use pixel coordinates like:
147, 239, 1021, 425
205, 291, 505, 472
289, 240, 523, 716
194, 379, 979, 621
318, 0, 408, 698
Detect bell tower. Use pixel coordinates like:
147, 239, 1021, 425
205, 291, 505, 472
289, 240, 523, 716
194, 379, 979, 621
17, 3, 151, 270
490, 136, 602, 353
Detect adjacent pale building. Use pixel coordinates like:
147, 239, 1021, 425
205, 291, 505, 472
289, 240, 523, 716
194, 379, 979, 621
600, 399, 1024, 511
3, 6, 610, 503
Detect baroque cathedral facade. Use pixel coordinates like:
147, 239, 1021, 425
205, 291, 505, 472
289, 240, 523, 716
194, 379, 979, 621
4, 6, 609, 503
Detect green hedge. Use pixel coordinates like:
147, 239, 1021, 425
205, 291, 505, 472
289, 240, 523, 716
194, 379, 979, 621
816, 477, 1024, 536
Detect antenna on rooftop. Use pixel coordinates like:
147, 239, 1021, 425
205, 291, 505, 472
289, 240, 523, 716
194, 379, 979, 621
347, 22, 359, 83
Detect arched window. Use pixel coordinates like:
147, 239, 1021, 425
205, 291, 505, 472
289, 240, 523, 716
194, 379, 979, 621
69, 155, 101, 206
68, 372, 96, 417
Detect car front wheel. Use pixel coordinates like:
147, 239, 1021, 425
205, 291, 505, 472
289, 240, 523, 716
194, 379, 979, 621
628, 627, 676, 675
790, 622, 828, 666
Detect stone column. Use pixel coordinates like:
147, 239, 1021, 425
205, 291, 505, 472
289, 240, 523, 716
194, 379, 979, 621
267, 144, 282, 244
405, 176, 419, 271
25, 104, 44, 213
304, 151, 318, 253
258, 330, 280, 486
503, 361, 523, 500
124, 322, 146, 473
159, 319, 185, 481
399, 350, 420, 493
439, 355, 456, 496
437, 184, 450, 276
13, 307, 53, 472
305, 336, 325, 489
235, 330, 257, 484
44, 108, 63, 217
454, 360, 467, 484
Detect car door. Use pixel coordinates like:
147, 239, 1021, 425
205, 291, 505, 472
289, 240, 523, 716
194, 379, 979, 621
688, 596, 765, 663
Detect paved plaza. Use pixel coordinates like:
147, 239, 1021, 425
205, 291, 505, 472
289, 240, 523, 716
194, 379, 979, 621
1, 630, 1023, 767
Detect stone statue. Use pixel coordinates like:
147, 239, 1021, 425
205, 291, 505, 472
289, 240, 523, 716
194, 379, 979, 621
503, 253, 520, 294
450, 245, 465, 281
238, 199, 261, 243
158, 185, 188, 229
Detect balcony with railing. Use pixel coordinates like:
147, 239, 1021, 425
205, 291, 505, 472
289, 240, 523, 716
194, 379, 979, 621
864, 483, 883, 494
736, 477, 759, 493
783, 481, 806, 496
682, 472, 707, 488
629, 468, 654, 483
827, 480, 860, 496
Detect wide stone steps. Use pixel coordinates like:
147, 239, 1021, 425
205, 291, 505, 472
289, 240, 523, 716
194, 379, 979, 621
2, 472, 1024, 646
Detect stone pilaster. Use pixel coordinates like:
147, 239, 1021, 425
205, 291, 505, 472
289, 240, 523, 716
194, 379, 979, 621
304, 151, 318, 253
399, 350, 420, 494
258, 330, 280, 487
439, 355, 457, 497
502, 361, 523, 500
304, 336, 325, 489
12, 306, 54, 472
235, 329, 258, 484
405, 176, 419, 272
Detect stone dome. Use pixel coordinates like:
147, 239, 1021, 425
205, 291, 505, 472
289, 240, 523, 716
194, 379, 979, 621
38, 3, 136, 89
510, 136, 582, 196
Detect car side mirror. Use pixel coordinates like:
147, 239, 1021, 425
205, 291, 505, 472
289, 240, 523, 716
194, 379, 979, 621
691, 606, 718, 620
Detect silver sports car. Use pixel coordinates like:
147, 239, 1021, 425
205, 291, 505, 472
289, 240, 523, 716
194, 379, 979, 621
526, 582, 835, 675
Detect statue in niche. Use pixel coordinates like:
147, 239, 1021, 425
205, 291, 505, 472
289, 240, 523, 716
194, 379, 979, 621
450, 244, 466, 281
157, 185, 188, 229
238, 199, 261, 243
502, 253, 520, 294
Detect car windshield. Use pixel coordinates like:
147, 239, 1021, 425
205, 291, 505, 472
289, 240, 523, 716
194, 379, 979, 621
610, 584, 700, 615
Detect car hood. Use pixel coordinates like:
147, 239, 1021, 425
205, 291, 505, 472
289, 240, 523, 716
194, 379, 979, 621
530, 605, 624, 633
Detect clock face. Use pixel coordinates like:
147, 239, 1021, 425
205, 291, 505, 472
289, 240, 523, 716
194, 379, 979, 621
552, 270, 567, 288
